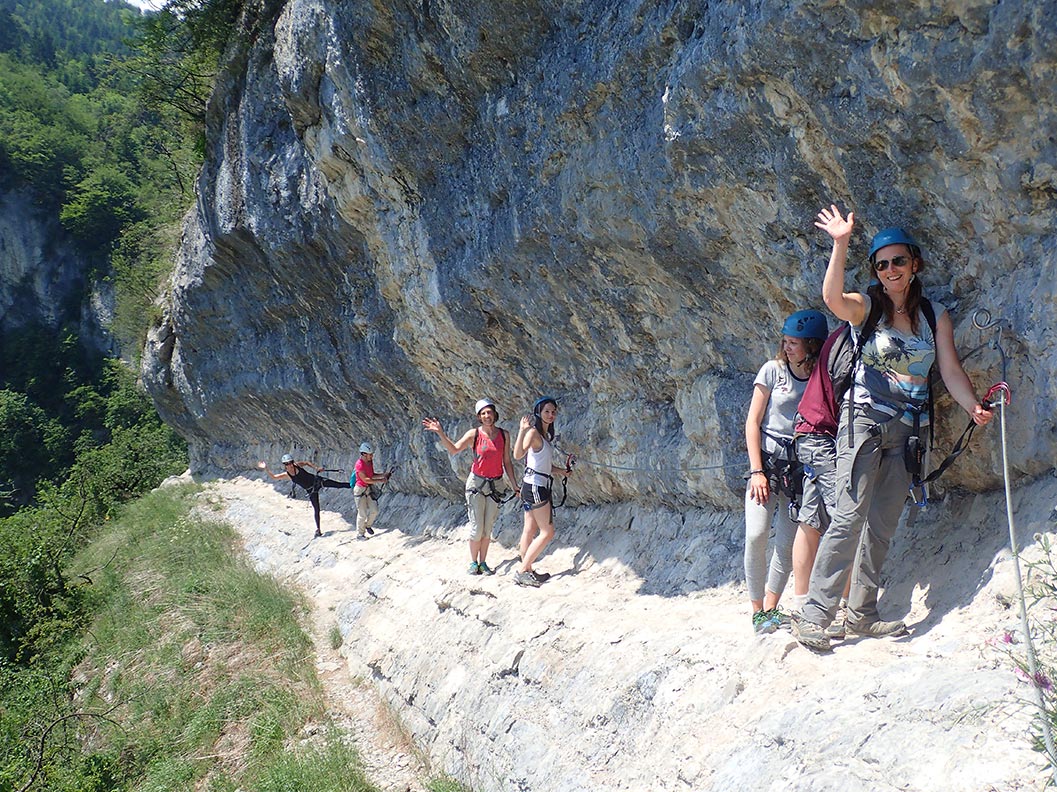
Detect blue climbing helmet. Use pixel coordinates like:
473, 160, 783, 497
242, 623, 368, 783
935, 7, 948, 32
782, 309, 829, 341
533, 396, 557, 417
869, 227, 920, 261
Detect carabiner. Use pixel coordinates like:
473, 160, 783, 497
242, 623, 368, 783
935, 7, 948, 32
984, 382, 1012, 408
909, 482, 928, 508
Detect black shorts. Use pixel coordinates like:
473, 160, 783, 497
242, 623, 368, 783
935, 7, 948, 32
521, 482, 552, 512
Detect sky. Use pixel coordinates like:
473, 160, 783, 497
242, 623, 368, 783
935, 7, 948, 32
122, 0, 164, 11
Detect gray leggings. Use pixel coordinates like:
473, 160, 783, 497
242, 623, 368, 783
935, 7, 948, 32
744, 484, 798, 603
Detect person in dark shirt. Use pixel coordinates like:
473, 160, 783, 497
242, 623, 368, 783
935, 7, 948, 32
257, 453, 351, 538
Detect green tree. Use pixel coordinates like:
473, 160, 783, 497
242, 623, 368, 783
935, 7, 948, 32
0, 390, 52, 510
0, 364, 186, 664
60, 165, 144, 255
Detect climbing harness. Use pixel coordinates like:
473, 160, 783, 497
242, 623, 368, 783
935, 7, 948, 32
523, 451, 575, 509
761, 431, 803, 519
288, 465, 343, 498
554, 452, 575, 508
522, 454, 573, 509
467, 427, 513, 503
907, 384, 1010, 506
357, 466, 395, 502
467, 474, 516, 505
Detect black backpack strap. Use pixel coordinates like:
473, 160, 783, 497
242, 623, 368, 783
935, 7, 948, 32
861, 294, 885, 344
909, 298, 966, 504
920, 297, 936, 332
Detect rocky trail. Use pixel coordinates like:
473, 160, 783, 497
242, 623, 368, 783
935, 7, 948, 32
196, 474, 1057, 791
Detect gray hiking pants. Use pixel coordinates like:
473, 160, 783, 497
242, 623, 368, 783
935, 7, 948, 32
744, 483, 797, 603
802, 405, 914, 627
354, 485, 379, 535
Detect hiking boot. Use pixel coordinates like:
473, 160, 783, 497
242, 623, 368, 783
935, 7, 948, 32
356, 533, 367, 541
791, 618, 832, 652
477, 561, 495, 576
467, 562, 481, 575
513, 571, 541, 588
530, 569, 551, 583
846, 618, 907, 638
825, 605, 848, 639
366, 525, 375, 536
752, 610, 778, 635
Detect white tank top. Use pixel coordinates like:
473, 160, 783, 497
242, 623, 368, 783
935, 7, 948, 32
524, 435, 554, 486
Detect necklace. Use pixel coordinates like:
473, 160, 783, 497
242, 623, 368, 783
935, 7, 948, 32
894, 306, 907, 314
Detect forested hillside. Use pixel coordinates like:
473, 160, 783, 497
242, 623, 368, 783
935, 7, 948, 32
0, 0, 211, 508
0, 0, 231, 787
0, 0, 134, 66
0, 0, 201, 263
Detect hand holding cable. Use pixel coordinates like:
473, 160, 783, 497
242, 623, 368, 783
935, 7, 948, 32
974, 382, 1009, 426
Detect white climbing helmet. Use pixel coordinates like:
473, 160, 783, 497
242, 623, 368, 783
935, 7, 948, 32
475, 398, 497, 416
359, 442, 373, 454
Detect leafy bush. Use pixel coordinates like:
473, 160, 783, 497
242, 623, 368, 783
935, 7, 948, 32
0, 360, 186, 665
0, 389, 54, 504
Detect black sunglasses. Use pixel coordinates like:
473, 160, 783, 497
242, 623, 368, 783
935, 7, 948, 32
874, 255, 911, 272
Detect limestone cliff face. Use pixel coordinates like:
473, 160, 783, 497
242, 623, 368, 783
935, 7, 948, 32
143, 0, 1057, 503
0, 187, 110, 344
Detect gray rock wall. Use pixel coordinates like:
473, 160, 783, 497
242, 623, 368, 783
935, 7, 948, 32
143, 0, 1057, 506
0, 187, 107, 337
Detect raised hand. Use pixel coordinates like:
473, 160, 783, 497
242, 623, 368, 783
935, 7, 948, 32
256, 460, 267, 470
815, 204, 855, 242
519, 415, 533, 431
422, 417, 442, 433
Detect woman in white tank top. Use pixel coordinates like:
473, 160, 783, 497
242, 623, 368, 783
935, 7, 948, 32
523, 431, 553, 487
512, 396, 573, 587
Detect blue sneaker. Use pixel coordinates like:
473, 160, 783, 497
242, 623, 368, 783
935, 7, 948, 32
764, 607, 792, 630
467, 562, 481, 575
752, 610, 777, 635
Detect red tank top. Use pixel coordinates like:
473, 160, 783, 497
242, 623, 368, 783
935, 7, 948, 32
472, 428, 506, 479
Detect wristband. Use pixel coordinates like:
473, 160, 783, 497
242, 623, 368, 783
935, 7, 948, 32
749, 469, 766, 476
